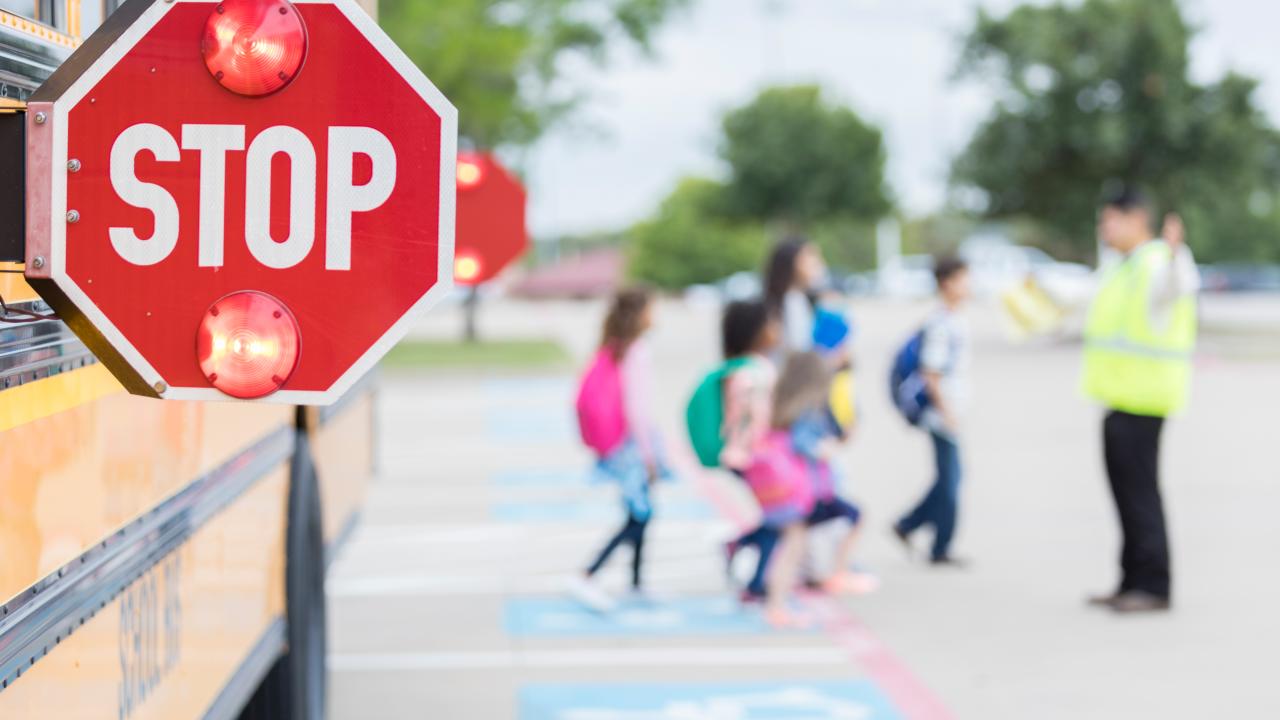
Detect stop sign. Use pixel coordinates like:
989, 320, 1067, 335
455, 152, 528, 286
24, 0, 456, 404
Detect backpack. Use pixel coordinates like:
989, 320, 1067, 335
742, 430, 815, 522
888, 330, 930, 426
575, 348, 627, 457
685, 357, 753, 468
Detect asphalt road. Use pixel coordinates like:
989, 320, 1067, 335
328, 295, 1280, 719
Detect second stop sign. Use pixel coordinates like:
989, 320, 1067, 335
25, 0, 457, 404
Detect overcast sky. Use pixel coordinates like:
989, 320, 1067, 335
521, 0, 1280, 239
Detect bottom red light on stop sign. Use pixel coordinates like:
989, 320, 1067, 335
455, 252, 483, 285
196, 291, 301, 399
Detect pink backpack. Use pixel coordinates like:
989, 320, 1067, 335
575, 347, 628, 457
743, 431, 815, 521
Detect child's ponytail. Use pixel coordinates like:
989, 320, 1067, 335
601, 286, 655, 361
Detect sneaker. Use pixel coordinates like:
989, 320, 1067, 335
623, 587, 662, 607
568, 575, 616, 613
929, 555, 970, 569
738, 588, 766, 606
763, 606, 814, 630
1086, 592, 1121, 608
821, 571, 881, 596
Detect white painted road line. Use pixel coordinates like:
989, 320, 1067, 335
328, 561, 728, 597
329, 646, 852, 672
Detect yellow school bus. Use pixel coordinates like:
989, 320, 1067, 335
0, 1, 377, 717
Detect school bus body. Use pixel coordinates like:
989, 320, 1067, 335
0, 0, 379, 715
0, 268, 374, 718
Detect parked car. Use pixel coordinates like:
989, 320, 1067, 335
1199, 263, 1280, 293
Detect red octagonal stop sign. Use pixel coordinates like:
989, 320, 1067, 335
455, 152, 528, 286
24, 0, 457, 404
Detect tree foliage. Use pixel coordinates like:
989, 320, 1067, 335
718, 85, 892, 225
952, 0, 1280, 262
627, 178, 766, 289
380, 0, 688, 148
628, 85, 892, 287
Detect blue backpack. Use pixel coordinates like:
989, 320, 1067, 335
889, 330, 930, 426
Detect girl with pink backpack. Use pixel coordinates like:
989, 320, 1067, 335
571, 287, 670, 612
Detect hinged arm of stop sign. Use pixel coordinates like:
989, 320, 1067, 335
23, 0, 458, 405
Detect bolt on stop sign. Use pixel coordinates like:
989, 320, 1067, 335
24, 0, 457, 404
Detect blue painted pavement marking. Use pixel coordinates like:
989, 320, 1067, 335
491, 468, 591, 487
519, 681, 902, 719
504, 597, 797, 637
486, 412, 577, 443
491, 498, 714, 524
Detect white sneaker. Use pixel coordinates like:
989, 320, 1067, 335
568, 576, 616, 613
623, 587, 664, 607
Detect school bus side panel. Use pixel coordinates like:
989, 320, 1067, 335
0, 467, 289, 720
0, 368, 292, 605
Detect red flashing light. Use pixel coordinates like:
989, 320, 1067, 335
457, 154, 485, 190
203, 0, 308, 97
197, 291, 301, 399
455, 252, 483, 284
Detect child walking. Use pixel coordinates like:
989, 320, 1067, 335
788, 348, 880, 594
572, 287, 668, 612
740, 352, 840, 627
711, 301, 783, 604
892, 256, 973, 566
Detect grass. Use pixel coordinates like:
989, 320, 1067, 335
381, 338, 571, 372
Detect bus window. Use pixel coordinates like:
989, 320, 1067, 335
0, 0, 67, 31
0, 0, 39, 22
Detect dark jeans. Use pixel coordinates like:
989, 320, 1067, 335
1103, 411, 1170, 599
586, 514, 649, 588
734, 525, 780, 596
897, 431, 962, 560
734, 497, 863, 596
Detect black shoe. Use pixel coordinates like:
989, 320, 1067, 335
1086, 592, 1121, 608
929, 555, 970, 569
1110, 591, 1170, 614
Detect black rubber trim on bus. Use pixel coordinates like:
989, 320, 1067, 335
0, 425, 296, 693
238, 431, 326, 720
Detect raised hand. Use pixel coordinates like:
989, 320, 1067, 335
1161, 213, 1185, 251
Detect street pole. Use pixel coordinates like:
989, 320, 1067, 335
463, 285, 479, 343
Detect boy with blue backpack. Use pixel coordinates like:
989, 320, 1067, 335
890, 256, 973, 567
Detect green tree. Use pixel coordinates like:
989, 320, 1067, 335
627, 178, 766, 289
381, 0, 689, 148
717, 85, 893, 226
952, 0, 1280, 262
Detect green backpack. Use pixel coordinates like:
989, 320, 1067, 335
686, 357, 754, 468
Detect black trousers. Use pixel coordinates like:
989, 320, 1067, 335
586, 514, 648, 588
1103, 411, 1170, 599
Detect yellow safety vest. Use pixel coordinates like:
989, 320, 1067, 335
1082, 241, 1196, 417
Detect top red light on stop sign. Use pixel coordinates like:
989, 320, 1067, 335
23, 0, 458, 405
202, 0, 308, 97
